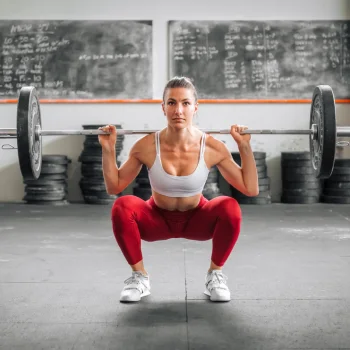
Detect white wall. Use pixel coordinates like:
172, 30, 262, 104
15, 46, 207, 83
0, 0, 349, 202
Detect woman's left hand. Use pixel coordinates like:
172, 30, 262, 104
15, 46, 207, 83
230, 124, 251, 145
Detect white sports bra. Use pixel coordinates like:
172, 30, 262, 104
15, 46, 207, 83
148, 131, 210, 197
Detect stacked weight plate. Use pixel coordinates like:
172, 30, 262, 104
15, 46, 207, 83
133, 164, 152, 200
23, 154, 70, 205
281, 152, 322, 204
321, 158, 350, 204
230, 152, 272, 204
78, 124, 124, 204
203, 166, 223, 199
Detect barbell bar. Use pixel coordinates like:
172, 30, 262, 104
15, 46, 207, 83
2, 127, 350, 136
0, 85, 349, 181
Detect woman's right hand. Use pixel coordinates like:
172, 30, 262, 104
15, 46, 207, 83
98, 125, 117, 152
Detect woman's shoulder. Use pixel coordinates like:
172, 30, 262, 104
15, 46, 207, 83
133, 132, 156, 151
204, 133, 227, 152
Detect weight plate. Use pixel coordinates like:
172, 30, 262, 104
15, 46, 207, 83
24, 200, 70, 206
282, 173, 318, 182
327, 174, 350, 182
237, 197, 271, 205
334, 159, 350, 167
258, 177, 270, 185
17, 86, 42, 180
42, 155, 71, 164
83, 197, 117, 205
324, 181, 350, 189
321, 195, 350, 204
282, 181, 322, 190
331, 167, 350, 175
281, 152, 311, 160
282, 167, 315, 175
282, 189, 321, 197
281, 159, 312, 167
281, 195, 320, 204
323, 188, 350, 196
310, 85, 336, 179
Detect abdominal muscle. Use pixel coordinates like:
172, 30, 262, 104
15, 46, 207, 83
151, 191, 202, 211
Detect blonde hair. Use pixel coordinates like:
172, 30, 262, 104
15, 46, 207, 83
162, 76, 198, 102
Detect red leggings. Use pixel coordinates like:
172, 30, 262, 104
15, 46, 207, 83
111, 195, 242, 267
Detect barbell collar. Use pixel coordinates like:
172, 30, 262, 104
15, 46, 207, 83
337, 127, 350, 137
0, 128, 17, 136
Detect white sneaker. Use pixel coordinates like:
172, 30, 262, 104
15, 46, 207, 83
120, 271, 151, 302
204, 270, 231, 302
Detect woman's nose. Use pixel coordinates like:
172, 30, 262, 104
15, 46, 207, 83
175, 104, 183, 114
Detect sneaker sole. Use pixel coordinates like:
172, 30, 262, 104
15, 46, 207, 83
204, 288, 230, 302
120, 289, 151, 303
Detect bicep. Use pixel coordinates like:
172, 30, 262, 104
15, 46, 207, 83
117, 151, 143, 193
214, 143, 248, 195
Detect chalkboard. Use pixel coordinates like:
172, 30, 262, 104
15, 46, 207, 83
169, 20, 350, 100
0, 20, 152, 100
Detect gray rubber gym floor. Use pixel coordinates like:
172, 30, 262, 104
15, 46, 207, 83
0, 202, 349, 350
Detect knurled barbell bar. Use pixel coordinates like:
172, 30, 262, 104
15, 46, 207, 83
0, 85, 349, 181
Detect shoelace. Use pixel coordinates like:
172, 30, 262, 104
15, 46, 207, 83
207, 271, 228, 290
124, 273, 148, 290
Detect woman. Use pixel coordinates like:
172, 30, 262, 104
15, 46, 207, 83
98, 76, 259, 303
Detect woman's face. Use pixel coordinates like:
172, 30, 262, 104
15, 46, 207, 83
162, 87, 198, 130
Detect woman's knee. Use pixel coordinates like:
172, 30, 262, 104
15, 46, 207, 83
111, 195, 144, 220
213, 196, 242, 221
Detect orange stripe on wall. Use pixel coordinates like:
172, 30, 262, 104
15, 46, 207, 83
0, 99, 350, 104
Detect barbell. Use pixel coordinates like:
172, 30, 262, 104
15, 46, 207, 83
0, 85, 349, 181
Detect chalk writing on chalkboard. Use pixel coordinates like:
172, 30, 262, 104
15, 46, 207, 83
169, 20, 350, 99
0, 20, 152, 100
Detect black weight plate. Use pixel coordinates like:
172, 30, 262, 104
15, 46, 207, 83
334, 159, 350, 167
281, 159, 312, 168
281, 195, 320, 204
281, 152, 310, 160
231, 190, 271, 199
237, 197, 271, 205
24, 200, 70, 206
25, 185, 67, 192
135, 178, 151, 185
38, 173, 68, 180
258, 171, 268, 179
282, 173, 318, 182
310, 85, 336, 179
81, 191, 116, 199
40, 164, 68, 174
79, 177, 105, 185
258, 177, 270, 185
17, 86, 42, 180
282, 189, 321, 197
331, 167, 350, 175
24, 179, 67, 186
83, 197, 116, 205
42, 155, 71, 164
23, 193, 66, 201
282, 181, 322, 190
327, 174, 350, 182
282, 167, 315, 175
324, 181, 350, 189
321, 195, 350, 204
323, 188, 350, 196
